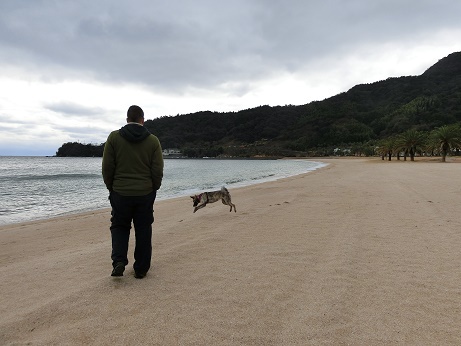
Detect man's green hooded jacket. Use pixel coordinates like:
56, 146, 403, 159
102, 123, 164, 196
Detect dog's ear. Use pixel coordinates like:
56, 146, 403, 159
190, 196, 195, 199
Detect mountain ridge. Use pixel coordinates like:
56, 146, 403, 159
57, 52, 461, 157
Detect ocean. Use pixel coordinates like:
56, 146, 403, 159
0, 157, 326, 225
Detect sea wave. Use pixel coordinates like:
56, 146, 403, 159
0, 173, 100, 182
0, 157, 327, 225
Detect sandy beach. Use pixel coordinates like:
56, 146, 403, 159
1, 158, 460, 345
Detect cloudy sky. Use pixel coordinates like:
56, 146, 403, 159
1, 0, 460, 155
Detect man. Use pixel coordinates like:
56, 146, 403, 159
102, 105, 164, 279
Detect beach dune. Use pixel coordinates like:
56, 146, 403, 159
1, 158, 460, 345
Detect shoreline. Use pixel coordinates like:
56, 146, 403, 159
1, 157, 461, 345
0, 158, 327, 227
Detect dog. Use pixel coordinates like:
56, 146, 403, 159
190, 186, 236, 213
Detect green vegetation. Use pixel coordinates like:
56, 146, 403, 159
430, 124, 461, 162
57, 52, 461, 160
55, 142, 104, 157
395, 129, 427, 161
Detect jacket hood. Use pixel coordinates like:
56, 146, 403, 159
119, 123, 151, 143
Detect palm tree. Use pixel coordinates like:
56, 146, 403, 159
431, 125, 461, 162
377, 137, 397, 161
395, 129, 427, 161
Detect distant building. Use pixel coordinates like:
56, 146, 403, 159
162, 148, 182, 157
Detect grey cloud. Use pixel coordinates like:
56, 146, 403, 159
52, 123, 110, 141
0, 0, 460, 94
253, 1, 461, 66
0, 124, 18, 133
53, 124, 107, 135
44, 102, 105, 117
0, 123, 42, 136
0, 113, 35, 125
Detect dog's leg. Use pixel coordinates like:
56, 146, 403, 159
222, 198, 237, 213
193, 203, 207, 213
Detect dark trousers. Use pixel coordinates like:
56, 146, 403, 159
109, 190, 156, 274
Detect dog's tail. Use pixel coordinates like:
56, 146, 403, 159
221, 186, 229, 193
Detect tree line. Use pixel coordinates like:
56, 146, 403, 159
376, 124, 461, 162
56, 142, 104, 157
56, 52, 461, 159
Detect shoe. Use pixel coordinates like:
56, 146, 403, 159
134, 271, 146, 279
111, 262, 125, 277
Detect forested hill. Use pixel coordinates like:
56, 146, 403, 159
57, 52, 461, 157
